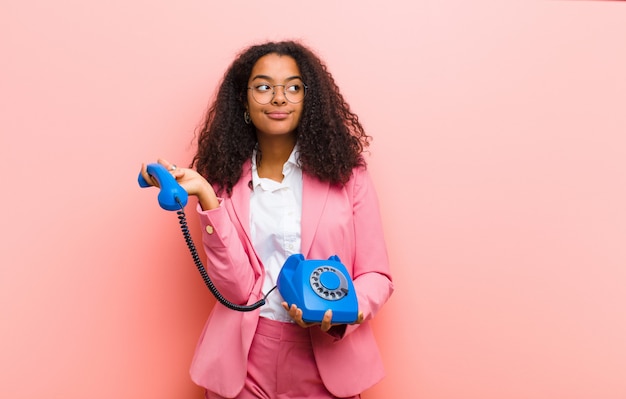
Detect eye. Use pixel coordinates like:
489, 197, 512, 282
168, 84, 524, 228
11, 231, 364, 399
254, 84, 272, 93
286, 83, 303, 93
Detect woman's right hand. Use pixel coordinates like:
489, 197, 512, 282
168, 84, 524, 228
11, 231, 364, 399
140, 158, 220, 211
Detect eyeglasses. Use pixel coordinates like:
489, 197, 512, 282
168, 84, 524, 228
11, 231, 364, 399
247, 81, 308, 105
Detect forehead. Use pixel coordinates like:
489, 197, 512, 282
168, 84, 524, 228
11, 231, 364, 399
249, 53, 301, 81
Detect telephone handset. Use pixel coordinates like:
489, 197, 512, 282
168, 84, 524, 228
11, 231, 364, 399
138, 163, 358, 323
138, 163, 188, 210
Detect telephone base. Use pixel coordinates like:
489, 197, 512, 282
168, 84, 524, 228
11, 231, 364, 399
278, 254, 359, 324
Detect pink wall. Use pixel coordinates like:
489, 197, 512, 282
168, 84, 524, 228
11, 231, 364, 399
2, 1, 625, 398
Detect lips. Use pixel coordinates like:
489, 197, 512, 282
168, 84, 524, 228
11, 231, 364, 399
266, 111, 290, 120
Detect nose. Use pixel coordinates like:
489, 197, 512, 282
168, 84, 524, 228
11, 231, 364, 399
271, 85, 287, 105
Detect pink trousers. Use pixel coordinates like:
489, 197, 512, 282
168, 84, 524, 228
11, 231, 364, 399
205, 317, 360, 399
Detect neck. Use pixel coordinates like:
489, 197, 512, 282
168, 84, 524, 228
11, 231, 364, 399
256, 136, 296, 181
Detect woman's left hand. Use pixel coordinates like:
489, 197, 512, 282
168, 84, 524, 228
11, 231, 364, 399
281, 302, 364, 332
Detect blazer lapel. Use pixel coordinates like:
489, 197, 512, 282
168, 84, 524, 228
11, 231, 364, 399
229, 160, 253, 244
229, 162, 330, 260
301, 174, 330, 258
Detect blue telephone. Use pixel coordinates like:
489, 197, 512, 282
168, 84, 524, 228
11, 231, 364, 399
138, 163, 358, 323
278, 254, 358, 324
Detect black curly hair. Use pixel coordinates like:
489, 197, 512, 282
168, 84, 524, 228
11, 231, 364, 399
191, 40, 371, 196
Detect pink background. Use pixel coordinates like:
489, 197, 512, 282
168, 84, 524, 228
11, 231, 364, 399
2, 1, 625, 398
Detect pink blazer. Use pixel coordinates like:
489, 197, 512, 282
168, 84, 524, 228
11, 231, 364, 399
189, 161, 394, 398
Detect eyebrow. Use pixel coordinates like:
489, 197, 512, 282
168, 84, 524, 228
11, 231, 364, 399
250, 74, 303, 82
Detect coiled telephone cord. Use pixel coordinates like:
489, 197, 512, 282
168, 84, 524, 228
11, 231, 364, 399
175, 199, 275, 312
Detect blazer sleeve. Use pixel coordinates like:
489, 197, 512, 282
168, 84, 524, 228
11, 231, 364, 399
195, 201, 259, 306
330, 167, 394, 339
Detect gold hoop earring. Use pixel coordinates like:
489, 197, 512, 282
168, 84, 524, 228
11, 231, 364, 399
244, 111, 251, 125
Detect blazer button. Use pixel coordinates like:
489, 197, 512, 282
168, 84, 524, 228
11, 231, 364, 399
205, 225, 214, 234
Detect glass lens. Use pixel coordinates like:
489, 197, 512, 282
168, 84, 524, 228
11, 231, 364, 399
250, 84, 273, 104
284, 81, 306, 103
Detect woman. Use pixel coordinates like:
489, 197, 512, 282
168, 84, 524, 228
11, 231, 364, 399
141, 40, 393, 398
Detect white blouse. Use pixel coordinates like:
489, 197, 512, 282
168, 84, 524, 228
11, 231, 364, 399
250, 146, 303, 322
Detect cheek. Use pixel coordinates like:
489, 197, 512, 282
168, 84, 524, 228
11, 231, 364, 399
294, 105, 304, 122
247, 103, 263, 117
294, 111, 303, 123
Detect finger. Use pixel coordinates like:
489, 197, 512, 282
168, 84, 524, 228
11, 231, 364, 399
287, 304, 303, 324
295, 307, 314, 329
140, 163, 157, 187
295, 308, 307, 327
157, 158, 177, 172
283, 303, 314, 329
320, 309, 333, 332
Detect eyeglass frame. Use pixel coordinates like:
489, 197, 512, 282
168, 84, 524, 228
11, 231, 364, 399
246, 81, 308, 105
